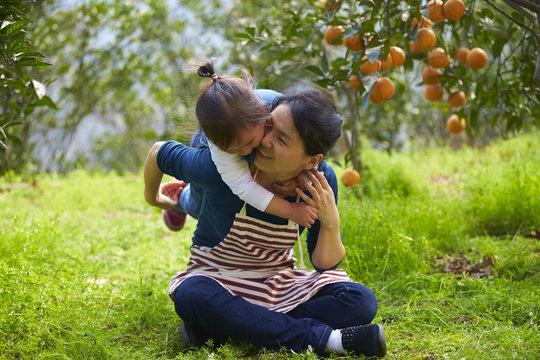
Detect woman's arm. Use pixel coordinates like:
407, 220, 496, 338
208, 140, 317, 228
297, 168, 345, 270
144, 141, 179, 210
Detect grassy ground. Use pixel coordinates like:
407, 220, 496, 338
1, 132, 539, 359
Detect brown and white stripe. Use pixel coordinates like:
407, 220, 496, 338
169, 206, 350, 313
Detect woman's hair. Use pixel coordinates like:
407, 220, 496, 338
271, 89, 344, 156
195, 60, 267, 150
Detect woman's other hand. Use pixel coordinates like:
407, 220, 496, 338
296, 169, 339, 228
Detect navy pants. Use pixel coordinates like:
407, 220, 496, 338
174, 276, 377, 356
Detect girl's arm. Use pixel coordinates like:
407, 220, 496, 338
208, 140, 317, 228
297, 168, 345, 270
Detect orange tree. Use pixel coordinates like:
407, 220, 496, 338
225, 0, 538, 170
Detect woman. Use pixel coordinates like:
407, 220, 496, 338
144, 89, 386, 358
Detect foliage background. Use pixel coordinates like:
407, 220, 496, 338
1, 0, 538, 174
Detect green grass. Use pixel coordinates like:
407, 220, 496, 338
1, 132, 539, 359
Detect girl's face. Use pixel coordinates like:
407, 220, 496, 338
223, 122, 265, 156
254, 104, 321, 180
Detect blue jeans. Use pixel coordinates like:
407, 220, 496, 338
173, 276, 377, 356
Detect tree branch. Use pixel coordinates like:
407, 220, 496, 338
483, 0, 539, 43
502, 0, 536, 23
505, 0, 540, 14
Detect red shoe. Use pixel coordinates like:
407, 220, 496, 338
162, 181, 188, 231
162, 208, 187, 231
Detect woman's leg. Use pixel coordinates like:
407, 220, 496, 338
286, 282, 378, 329
173, 276, 333, 356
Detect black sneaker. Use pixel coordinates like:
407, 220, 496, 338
341, 323, 387, 358
181, 322, 223, 348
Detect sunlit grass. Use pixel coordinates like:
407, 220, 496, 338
1, 132, 539, 359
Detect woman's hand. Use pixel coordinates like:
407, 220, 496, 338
296, 168, 339, 228
154, 180, 184, 210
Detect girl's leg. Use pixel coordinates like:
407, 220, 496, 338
173, 276, 332, 356
286, 282, 378, 329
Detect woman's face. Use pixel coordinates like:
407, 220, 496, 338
254, 104, 320, 179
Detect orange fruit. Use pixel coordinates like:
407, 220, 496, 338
341, 169, 360, 187
343, 33, 365, 51
389, 46, 406, 67
416, 27, 437, 51
427, 0, 445, 22
380, 53, 393, 71
444, 0, 466, 21
409, 40, 419, 53
324, 25, 345, 45
446, 114, 466, 133
422, 66, 443, 84
448, 90, 466, 108
369, 77, 395, 104
411, 16, 432, 29
349, 75, 362, 91
424, 84, 444, 102
467, 47, 489, 69
456, 47, 469, 64
323, 0, 339, 10
359, 57, 381, 75
428, 48, 450, 68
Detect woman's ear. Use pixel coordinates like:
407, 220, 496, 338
304, 154, 324, 170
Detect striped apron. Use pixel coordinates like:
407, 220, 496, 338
168, 201, 351, 313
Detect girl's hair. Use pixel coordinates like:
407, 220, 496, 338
271, 89, 344, 156
195, 60, 267, 150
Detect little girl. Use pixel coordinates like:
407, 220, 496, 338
161, 60, 318, 231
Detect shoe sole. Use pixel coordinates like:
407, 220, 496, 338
162, 210, 185, 231
376, 323, 387, 357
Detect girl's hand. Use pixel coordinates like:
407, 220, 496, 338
270, 177, 304, 198
296, 169, 339, 228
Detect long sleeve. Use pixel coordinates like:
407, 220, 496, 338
208, 140, 274, 212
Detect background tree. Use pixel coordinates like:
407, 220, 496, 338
0, 0, 55, 174
19, 0, 200, 173
213, 0, 539, 171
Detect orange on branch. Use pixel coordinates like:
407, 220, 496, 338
411, 16, 432, 29
444, 0, 466, 21
467, 47, 489, 69
343, 33, 365, 51
416, 27, 437, 51
409, 40, 419, 53
323, 0, 339, 10
389, 46, 406, 67
360, 57, 381, 75
424, 84, 444, 102
324, 25, 345, 45
341, 169, 360, 187
427, 0, 445, 22
428, 47, 450, 68
349, 75, 362, 91
446, 114, 466, 133
380, 53, 393, 71
456, 47, 469, 64
369, 77, 395, 104
448, 90, 466, 108
422, 66, 443, 84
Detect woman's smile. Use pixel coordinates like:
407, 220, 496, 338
257, 147, 273, 160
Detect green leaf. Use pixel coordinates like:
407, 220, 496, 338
305, 65, 325, 76
234, 32, 252, 40
274, 47, 300, 62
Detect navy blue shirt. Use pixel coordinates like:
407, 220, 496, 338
156, 90, 341, 270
